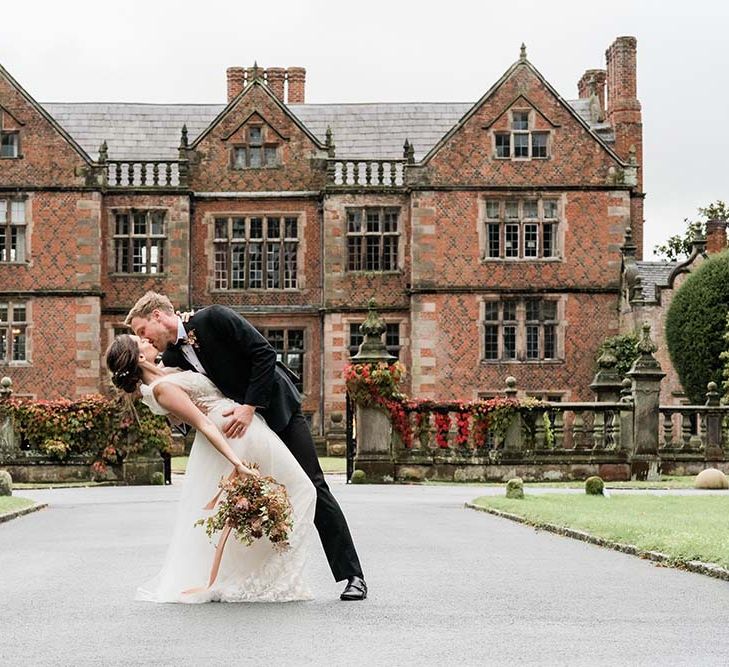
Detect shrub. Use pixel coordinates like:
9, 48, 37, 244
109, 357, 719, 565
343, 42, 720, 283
595, 333, 640, 378
505, 477, 524, 499
8, 394, 172, 474
0, 470, 11, 496
666, 251, 729, 404
585, 476, 604, 495
150, 471, 165, 486
350, 469, 366, 484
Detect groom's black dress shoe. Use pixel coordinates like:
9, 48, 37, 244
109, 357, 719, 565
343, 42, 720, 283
340, 575, 367, 601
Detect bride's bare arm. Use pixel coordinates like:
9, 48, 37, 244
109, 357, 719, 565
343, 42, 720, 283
152, 382, 255, 476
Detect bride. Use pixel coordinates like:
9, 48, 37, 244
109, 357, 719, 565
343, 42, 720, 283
106, 333, 317, 603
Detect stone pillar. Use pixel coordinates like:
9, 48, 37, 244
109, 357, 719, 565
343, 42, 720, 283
349, 299, 397, 481
0, 377, 18, 462
502, 376, 521, 451
625, 323, 665, 480
590, 351, 623, 402
325, 412, 346, 457
703, 382, 724, 461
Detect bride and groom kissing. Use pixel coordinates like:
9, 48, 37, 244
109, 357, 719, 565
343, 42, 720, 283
106, 291, 366, 603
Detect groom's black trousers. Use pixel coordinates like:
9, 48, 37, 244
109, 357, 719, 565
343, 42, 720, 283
277, 410, 363, 582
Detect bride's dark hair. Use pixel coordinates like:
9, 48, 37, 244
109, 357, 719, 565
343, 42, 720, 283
106, 334, 143, 393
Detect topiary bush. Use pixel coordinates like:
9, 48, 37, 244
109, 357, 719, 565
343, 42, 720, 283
666, 251, 729, 404
0, 470, 12, 496
350, 469, 366, 484
505, 477, 524, 499
150, 471, 165, 486
585, 476, 604, 495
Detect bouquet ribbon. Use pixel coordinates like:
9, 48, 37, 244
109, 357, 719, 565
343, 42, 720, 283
182, 468, 238, 596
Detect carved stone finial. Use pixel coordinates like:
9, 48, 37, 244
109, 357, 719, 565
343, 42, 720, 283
0, 376, 12, 399
620, 377, 633, 403
251, 61, 262, 81
349, 299, 396, 363
98, 141, 108, 163
636, 322, 657, 355
179, 124, 188, 149
504, 376, 518, 399
404, 139, 414, 164
520, 43, 527, 60
325, 126, 335, 158
706, 381, 720, 407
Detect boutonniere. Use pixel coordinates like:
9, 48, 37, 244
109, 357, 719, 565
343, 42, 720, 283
184, 328, 200, 350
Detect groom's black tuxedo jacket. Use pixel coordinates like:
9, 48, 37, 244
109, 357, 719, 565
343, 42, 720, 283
160, 305, 302, 433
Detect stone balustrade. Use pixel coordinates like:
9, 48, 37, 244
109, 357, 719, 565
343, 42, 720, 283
105, 160, 187, 188
326, 159, 406, 188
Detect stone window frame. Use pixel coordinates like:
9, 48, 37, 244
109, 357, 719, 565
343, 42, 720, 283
493, 109, 551, 161
347, 320, 402, 360
111, 208, 168, 276
231, 125, 280, 170
0, 197, 28, 263
259, 327, 306, 394
479, 196, 562, 262
479, 295, 565, 364
345, 206, 401, 273
0, 130, 19, 158
212, 213, 300, 292
0, 299, 30, 366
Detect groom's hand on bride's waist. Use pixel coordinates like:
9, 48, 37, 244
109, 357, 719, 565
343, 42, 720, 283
222, 404, 256, 439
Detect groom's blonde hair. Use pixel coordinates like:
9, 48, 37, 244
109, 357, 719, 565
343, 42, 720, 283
124, 291, 175, 326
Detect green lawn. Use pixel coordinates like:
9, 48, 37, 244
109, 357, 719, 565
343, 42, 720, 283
472, 494, 729, 569
426, 475, 697, 489
171, 455, 346, 475
0, 496, 36, 516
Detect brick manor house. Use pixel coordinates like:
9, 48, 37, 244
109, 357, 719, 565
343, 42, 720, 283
0, 36, 648, 435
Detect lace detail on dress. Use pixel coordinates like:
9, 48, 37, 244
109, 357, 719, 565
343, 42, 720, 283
140, 371, 234, 417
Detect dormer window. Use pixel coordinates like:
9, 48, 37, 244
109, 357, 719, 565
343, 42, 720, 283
232, 126, 279, 169
0, 131, 19, 158
494, 110, 549, 160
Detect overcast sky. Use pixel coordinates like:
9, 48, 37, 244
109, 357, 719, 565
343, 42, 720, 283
1, 0, 727, 259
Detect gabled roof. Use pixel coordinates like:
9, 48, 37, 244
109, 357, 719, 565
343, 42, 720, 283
635, 261, 678, 302
420, 55, 625, 166
0, 64, 93, 164
43, 99, 610, 163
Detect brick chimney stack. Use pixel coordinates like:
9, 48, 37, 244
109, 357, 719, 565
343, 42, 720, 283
705, 220, 728, 254
578, 68, 607, 112
605, 36, 642, 174
266, 68, 286, 102
287, 67, 306, 104
226, 67, 245, 103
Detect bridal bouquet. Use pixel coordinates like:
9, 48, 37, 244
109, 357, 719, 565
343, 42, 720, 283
196, 463, 294, 553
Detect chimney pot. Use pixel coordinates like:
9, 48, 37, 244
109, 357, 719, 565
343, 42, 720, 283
287, 67, 306, 104
226, 67, 245, 103
266, 67, 286, 102
706, 220, 728, 254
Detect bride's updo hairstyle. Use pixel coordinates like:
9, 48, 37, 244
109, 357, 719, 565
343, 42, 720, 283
106, 334, 143, 393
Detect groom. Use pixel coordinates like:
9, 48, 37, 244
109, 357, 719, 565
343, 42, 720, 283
125, 291, 367, 601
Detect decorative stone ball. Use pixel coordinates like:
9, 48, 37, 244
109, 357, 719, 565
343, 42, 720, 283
694, 468, 729, 490
585, 476, 604, 495
330, 412, 343, 424
505, 477, 524, 499
150, 471, 165, 486
0, 470, 12, 496
350, 469, 366, 484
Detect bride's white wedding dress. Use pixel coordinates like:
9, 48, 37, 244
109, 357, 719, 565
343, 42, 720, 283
136, 370, 317, 603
